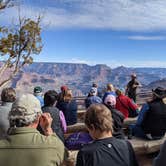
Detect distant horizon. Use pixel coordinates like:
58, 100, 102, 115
32, 61, 166, 69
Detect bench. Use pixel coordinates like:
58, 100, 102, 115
130, 135, 166, 154
77, 109, 138, 123
66, 117, 137, 135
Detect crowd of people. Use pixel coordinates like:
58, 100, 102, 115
0, 73, 165, 166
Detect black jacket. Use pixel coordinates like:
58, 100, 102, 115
105, 105, 125, 139
42, 106, 64, 142
76, 137, 138, 166
56, 99, 77, 126
142, 99, 166, 137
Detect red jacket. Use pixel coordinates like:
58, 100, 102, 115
115, 94, 138, 118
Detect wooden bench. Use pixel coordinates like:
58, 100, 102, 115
66, 117, 137, 136
66, 123, 87, 134
130, 135, 166, 154
77, 109, 139, 123
77, 110, 86, 122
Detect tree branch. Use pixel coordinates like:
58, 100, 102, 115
0, 75, 12, 87
0, 57, 12, 76
0, 0, 12, 10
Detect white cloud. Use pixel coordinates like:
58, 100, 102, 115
127, 35, 166, 40
1, 0, 166, 31
70, 58, 96, 65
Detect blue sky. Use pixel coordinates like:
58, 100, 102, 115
1, 0, 166, 68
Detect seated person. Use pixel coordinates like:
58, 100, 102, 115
104, 95, 125, 139
33, 86, 44, 107
130, 87, 166, 140
102, 83, 116, 102
57, 85, 68, 104
115, 88, 138, 118
76, 104, 138, 166
0, 87, 16, 139
42, 90, 66, 142
85, 87, 102, 108
0, 94, 66, 166
56, 89, 77, 126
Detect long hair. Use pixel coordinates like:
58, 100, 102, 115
107, 83, 114, 91
64, 89, 73, 102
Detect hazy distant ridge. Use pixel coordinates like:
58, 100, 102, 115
11, 62, 166, 95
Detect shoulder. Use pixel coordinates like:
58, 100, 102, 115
42, 106, 59, 113
81, 137, 128, 153
78, 141, 100, 155
127, 81, 132, 85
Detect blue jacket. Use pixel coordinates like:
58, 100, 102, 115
56, 99, 77, 126
85, 96, 102, 108
35, 95, 44, 107
136, 103, 149, 126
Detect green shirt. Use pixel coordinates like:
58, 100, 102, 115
0, 127, 65, 166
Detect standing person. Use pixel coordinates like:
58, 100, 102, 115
0, 94, 66, 166
76, 104, 138, 166
125, 73, 141, 102
85, 87, 102, 108
42, 90, 66, 142
0, 87, 16, 139
116, 89, 138, 119
56, 89, 77, 126
33, 86, 44, 107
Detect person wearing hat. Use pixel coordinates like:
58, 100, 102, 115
130, 87, 166, 140
33, 86, 44, 107
104, 95, 125, 139
125, 73, 141, 102
85, 87, 102, 108
56, 89, 78, 126
57, 85, 68, 105
0, 94, 66, 166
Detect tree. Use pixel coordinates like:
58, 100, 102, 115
0, 0, 13, 10
0, 15, 42, 87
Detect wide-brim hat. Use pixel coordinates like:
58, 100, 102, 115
152, 87, 166, 99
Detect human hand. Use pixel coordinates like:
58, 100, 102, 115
132, 84, 138, 88
39, 113, 53, 136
